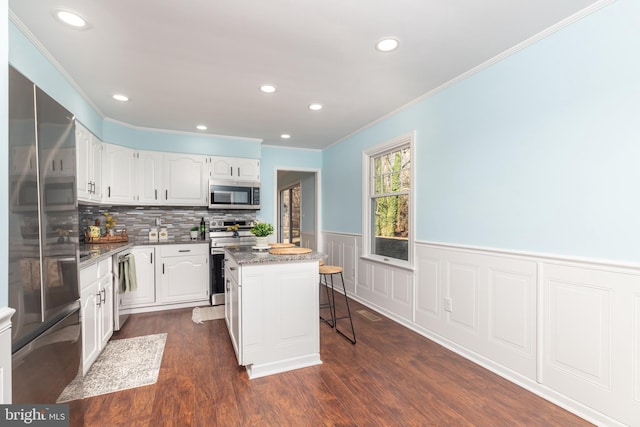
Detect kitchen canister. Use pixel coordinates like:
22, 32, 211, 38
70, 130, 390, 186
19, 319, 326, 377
159, 227, 168, 241
149, 227, 159, 242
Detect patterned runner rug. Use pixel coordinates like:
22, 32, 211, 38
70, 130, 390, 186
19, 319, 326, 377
57, 333, 167, 402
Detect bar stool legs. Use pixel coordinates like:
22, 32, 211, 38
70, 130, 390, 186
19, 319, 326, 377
319, 265, 356, 344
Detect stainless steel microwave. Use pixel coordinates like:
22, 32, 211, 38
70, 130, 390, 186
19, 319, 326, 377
208, 180, 261, 210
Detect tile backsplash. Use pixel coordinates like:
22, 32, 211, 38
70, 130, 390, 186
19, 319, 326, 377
79, 205, 256, 243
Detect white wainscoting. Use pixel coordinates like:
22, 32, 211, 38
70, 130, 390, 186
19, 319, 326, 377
322, 231, 639, 427
300, 231, 316, 252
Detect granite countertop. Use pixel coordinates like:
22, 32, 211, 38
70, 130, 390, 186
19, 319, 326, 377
79, 242, 134, 268
79, 239, 209, 268
225, 245, 325, 265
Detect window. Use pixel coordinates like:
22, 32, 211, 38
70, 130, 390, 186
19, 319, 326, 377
363, 133, 413, 265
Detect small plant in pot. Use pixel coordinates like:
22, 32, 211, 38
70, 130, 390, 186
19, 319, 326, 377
189, 226, 199, 240
250, 221, 274, 247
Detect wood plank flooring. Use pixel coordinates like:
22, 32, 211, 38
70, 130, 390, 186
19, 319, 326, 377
80, 298, 592, 426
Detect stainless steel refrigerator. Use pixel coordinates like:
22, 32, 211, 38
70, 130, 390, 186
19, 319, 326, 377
8, 66, 82, 422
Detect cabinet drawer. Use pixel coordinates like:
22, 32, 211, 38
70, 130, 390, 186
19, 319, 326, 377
224, 253, 239, 283
159, 243, 208, 257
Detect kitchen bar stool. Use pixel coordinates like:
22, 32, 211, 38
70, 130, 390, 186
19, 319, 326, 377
319, 264, 356, 344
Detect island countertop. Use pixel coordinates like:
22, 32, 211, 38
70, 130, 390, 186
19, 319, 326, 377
224, 245, 325, 265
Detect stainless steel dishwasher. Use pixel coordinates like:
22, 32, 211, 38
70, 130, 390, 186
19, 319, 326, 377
113, 249, 132, 331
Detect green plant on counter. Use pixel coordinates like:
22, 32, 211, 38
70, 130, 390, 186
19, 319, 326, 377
250, 222, 274, 237
190, 226, 199, 231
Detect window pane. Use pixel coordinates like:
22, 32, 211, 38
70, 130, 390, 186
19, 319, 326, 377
371, 194, 409, 261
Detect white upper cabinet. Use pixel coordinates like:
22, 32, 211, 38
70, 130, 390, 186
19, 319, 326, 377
76, 122, 103, 203
209, 156, 260, 182
103, 144, 137, 204
137, 150, 163, 204
163, 153, 208, 206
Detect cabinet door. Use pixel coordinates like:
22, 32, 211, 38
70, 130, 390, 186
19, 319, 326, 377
160, 254, 209, 303
75, 123, 92, 200
122, 247, 157, 307
229, 273, 242, 364
210, 156, 233, 179
163, 153, 207, 206
210, 156, 259, 181
99, 273, 114, 349
137, 150, 163, 205
81, 279, 100, 375
236, 158, 260, 181
104, 143, 136, 204
90, 138, 103, 201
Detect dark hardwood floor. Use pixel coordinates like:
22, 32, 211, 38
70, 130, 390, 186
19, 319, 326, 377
80, 298, 592, 426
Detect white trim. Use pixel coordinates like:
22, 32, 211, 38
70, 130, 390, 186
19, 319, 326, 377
8, 11, 105, 118
273, 166, 322, 252
262, 144, 322, 153
362, 132, 415, 267
325, 0, 615, 151
0, 308, 16, 335
419, 239, 640, 272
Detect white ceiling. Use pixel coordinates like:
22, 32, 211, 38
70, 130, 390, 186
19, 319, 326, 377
9, 0, 602, 150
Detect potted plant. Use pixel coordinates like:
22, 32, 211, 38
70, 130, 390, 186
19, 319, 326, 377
189, 226, 199, 240
250, 221, 274, 247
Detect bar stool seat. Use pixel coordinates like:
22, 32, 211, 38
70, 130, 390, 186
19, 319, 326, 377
318, 264, 356, 344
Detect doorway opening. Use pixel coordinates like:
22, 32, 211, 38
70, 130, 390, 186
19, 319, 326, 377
280, 183, 301, 245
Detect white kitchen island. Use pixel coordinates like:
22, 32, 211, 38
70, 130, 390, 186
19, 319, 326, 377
224, 246, 324, 379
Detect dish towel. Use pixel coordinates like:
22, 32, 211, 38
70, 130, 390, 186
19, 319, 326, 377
119, 254, 138, 293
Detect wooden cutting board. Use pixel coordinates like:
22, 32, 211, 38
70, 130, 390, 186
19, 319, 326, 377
268, 243, 295, 248
268, 247, 312, 255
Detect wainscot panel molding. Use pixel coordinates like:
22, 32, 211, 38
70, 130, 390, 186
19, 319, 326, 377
300, 231, 316, 252
322, 232, 357, 296
321, 232, 636, 427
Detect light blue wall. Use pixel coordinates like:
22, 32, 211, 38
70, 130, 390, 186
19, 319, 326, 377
9, 21, 103, 134
102, 121, 261, 158
323, 0, 640, 262
1, 0, 9, 307
259, 146, 322, 225
9, 20, 261, 159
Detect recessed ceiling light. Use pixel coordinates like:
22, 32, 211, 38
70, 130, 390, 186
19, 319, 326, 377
260, 85, 277, 94
280, 134, 291, 139
112, 94, 129, 102
375, 37, 399, 52
197, 125, 207, 131
55, 10, 87, 28
308, 103, 323, 111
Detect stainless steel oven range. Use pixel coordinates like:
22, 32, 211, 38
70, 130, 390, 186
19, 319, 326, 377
209, 219, 256, 305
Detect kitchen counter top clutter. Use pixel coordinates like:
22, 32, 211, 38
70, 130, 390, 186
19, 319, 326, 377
224, 245, 325, 265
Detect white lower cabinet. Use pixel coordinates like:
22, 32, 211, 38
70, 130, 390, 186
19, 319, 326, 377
121, 246, 156, 308
224, 250, 321, 379
120, 243, 209, 313
80, 258, 113, 374
159, 244, 209, 304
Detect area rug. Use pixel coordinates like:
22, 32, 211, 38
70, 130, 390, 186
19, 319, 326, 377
192, 305, 225, 323
57, 333, 167, 402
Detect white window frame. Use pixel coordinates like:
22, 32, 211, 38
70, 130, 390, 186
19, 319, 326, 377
361, 131, 415, 269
